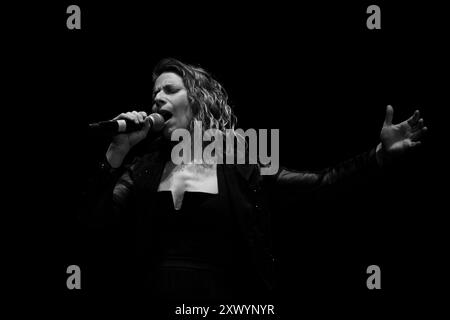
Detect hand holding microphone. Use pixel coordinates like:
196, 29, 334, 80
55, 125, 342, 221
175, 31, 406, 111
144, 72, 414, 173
93, 109, 171, 168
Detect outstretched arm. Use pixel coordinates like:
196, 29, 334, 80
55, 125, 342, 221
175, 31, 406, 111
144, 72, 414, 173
272, 148, 379, 192
270, 105, 428, 192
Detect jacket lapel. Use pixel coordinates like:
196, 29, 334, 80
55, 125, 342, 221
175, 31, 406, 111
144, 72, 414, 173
218, 163, 258, 236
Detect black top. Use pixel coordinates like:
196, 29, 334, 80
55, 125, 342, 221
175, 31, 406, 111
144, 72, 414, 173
154, 190, 238, 268
149, 190, 253, 301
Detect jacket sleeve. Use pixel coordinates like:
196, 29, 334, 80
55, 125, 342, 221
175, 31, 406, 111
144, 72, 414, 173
266, 147, 381, 193
82, 157, 136, 229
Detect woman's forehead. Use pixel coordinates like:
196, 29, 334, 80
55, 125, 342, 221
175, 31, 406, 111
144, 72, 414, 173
154, 72, 184, 87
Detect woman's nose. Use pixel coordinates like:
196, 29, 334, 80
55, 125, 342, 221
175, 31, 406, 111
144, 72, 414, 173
154, 92, 167, 109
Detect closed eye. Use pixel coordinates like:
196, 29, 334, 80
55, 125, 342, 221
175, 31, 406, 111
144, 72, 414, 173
152, 84, 180, 99
164, 85, 180, 94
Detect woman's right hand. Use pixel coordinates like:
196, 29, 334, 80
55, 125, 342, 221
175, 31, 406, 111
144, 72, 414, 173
107, 111, 150, 168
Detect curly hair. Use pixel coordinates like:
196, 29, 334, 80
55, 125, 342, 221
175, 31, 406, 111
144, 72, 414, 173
152, 58, 237, 134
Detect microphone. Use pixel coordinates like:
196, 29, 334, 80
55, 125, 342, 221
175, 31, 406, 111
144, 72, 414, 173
89, 110, 172, 135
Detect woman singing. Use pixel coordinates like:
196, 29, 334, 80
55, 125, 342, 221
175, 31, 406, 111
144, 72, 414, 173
87, 58, 427, 303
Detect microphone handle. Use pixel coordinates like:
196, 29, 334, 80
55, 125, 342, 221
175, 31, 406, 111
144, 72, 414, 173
89, 110, 170, 135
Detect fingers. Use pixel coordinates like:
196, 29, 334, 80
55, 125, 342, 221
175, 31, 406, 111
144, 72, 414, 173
139, 111, 148, 119
408, 140, 422, 148
401, 139, 422, 150
411, 118, 426, 133
137, 111, 151, 132
415, 118, 425, 130
407, 110, 420, 126
384, 105, 394, 126
140, 112, 151, 131
113, 112, 136, 122
411, 125, 428, 141
409, 111, 428, 143
113, 110, 148, 125
131, 111, 142, 124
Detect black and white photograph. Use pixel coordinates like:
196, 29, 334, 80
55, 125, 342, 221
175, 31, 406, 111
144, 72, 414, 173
10, 1, 448, 318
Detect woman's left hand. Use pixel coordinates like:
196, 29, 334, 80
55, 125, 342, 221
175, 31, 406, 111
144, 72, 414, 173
377, 105, 428, 163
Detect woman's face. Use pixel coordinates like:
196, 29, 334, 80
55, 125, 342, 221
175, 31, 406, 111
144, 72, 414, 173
152, 72, 192, 138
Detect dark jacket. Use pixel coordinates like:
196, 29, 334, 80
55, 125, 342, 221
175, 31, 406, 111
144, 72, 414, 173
85, 140, 380, 294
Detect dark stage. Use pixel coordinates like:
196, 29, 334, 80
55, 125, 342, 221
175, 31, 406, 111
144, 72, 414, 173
9, 1, 447, 318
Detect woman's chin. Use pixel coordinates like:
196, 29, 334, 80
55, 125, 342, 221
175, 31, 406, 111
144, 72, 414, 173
162, 126, 174, 140
162, 122, 190, 140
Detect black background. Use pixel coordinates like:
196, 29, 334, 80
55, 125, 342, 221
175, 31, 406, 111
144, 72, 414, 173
9, 1, 448, 318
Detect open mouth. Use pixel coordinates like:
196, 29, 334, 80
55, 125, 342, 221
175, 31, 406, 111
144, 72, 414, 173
158, 109, 173, 122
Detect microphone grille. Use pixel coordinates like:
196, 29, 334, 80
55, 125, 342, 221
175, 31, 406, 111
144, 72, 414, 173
150, 110, 172, 132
